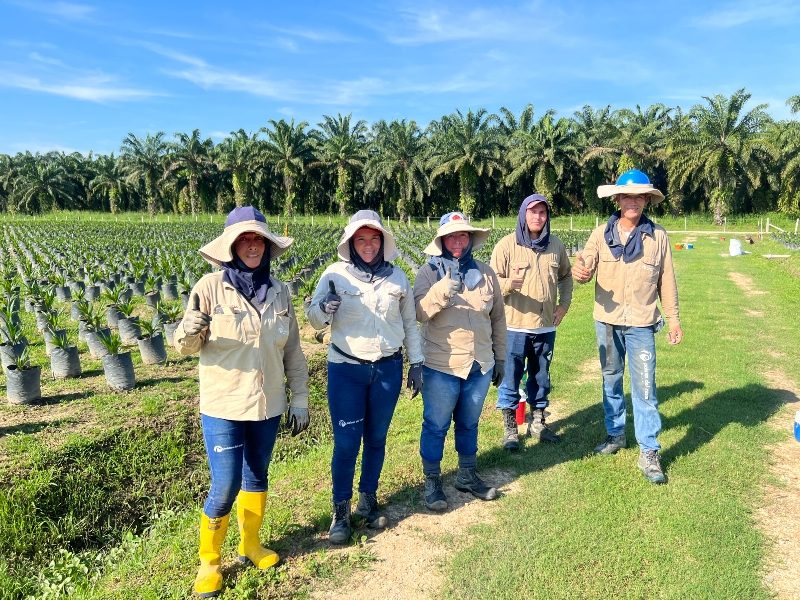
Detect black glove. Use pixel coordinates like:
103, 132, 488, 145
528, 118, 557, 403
319, 279, 342, 315
492, 360, 505, 387
406, 362, 423, 399
286, 406, 310, 437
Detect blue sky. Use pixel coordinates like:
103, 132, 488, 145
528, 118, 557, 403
1, 0, 799, 155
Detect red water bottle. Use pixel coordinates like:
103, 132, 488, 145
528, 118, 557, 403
515, 399, 526, 426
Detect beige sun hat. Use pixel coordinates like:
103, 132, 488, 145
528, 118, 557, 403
198, 206, 293, 267
423, 211, 490, 256
337, 210, 399, 262
597, 168, 665, 205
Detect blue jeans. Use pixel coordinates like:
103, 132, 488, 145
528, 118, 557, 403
201, 414, 281, 518
419, 362, 492, 475
496, 330, 556, 410
594, 321, 661, 452
328, 356, 403, 503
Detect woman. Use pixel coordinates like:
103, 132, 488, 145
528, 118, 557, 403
414, 212, 506, 511
306, 210, 423, 543
175, 206, 309, 598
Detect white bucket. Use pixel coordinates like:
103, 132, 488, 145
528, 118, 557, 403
729, 238, 743, 256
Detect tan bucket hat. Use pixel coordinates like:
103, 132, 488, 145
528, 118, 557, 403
423, 211, 490, 256
337, 210, 399, 262
198, 206, 293, 267
597, 168, 664, 205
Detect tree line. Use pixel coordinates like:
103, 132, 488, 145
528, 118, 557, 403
2, 89, 799, 224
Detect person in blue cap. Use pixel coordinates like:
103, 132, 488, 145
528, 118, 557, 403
175, 206, 310, 597
572, 169, 683, 484
490, 194, 573, 449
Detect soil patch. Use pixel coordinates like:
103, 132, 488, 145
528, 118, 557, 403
744, 308, 764, 318
728, 272, 768, 297
573, 357, 600, 384
311, 469, 519, 600
756, 369, 800, 599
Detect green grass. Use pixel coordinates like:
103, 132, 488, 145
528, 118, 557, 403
1, 231, 798, 599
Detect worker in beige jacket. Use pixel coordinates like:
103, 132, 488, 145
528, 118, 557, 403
414, 211, 506, 511
175, 206, 309, 598
490, 194, 573, 450
572, 169, 683, 485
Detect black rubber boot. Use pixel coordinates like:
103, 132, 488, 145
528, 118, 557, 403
501, 408, 520, 451
527, 408, 561, 443
328, 500, 351, 544
454, 468, 497, 501
354, 492, 388, 529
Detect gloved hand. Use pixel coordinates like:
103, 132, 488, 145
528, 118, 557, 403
437, 267, 462, 299
406, 362, 423, 399
286, 406, 310, 436
319, 280, 341, 315
491, 360, 505, 387
183, 293, 212, 336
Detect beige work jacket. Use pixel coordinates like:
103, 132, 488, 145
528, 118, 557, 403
174, 272, 309, 420
414, 261, 507, 379
489, 233, 573, 330
580, 223, 680, 327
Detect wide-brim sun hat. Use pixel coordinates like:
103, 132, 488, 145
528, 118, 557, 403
337, 210, 399, 262
423, 211, 490, 256
597, 168, 665, 205
199, 206, 293, 267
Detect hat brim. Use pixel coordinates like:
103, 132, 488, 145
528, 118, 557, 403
597, 183, 665, 205
337, 219, 399, 262
423, 222, 491, 256
199, 220, 293, 267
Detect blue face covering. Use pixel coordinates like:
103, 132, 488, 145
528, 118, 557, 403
603, 211, 655, 263
515, 194, 551, 252
222, 243, 272, 306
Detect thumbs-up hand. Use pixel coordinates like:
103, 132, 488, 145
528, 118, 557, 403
183, 293, 212, 336
442, 266, 462, 298
319, 279, 342, 315
572, 251, 592, 283
510, 265, 525, 291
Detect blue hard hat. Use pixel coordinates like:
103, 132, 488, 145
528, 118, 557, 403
615, 169, 651, 186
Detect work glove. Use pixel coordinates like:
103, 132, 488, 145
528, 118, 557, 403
406, 362, 423, 399
491, 360, 505, 387
286, 406, 310, 437
437, 267, 462, 299
183, 293, 212, 336
319, 280, 342, 315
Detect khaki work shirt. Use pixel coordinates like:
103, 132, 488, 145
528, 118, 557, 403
580, 223, 680, 327
414, 261, 506, 379
305, 262, 424, 365
174, 272, 309, 420
489, 233, 573, 330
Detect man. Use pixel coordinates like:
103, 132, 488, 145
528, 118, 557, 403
572, 169, 683, 484
490, 194, 573, 450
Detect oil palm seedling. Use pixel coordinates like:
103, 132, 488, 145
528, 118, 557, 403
50, 329, 81, 379
4, 345, 42, 405
43, 309, 67, 356
136, 319, 167, 365
116, 298, 142, 345
0, 317, 28, 369
98, 330, 136, 391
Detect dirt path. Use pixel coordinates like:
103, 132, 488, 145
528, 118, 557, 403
728, 271, 768, 297
311, 470, 519, 600
757, 369, 800, 600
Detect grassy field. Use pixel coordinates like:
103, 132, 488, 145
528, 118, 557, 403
1, 223, 798, 599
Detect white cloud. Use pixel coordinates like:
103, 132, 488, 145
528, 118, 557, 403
691, 0, 800, 28
10, 0, 96, 21
0, 71, 158, 102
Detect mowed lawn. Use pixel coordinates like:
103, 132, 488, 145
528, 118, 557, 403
2, 230, 798, 599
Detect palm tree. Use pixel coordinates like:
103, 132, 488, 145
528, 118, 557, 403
163, 129, 216, 216
427, 109, 504, 217
216, 129, 258, 208
313, 114, 368, 215
788, 95, 800, 114
14, 152, 78, 213
669, 88, 774, 224
90, 154, 127, 213
365, 119, 430, 219
120, 132, 167, 216
573, 105, 618, 212
259, 119, 313, 217
505, 110, 579, 207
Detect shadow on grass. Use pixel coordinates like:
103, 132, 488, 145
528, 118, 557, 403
39, 390, 94, 405
0, 420, 59, 438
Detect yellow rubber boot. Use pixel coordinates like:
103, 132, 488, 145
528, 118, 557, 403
194, 513, 230, 598
236, 490, 280, 569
